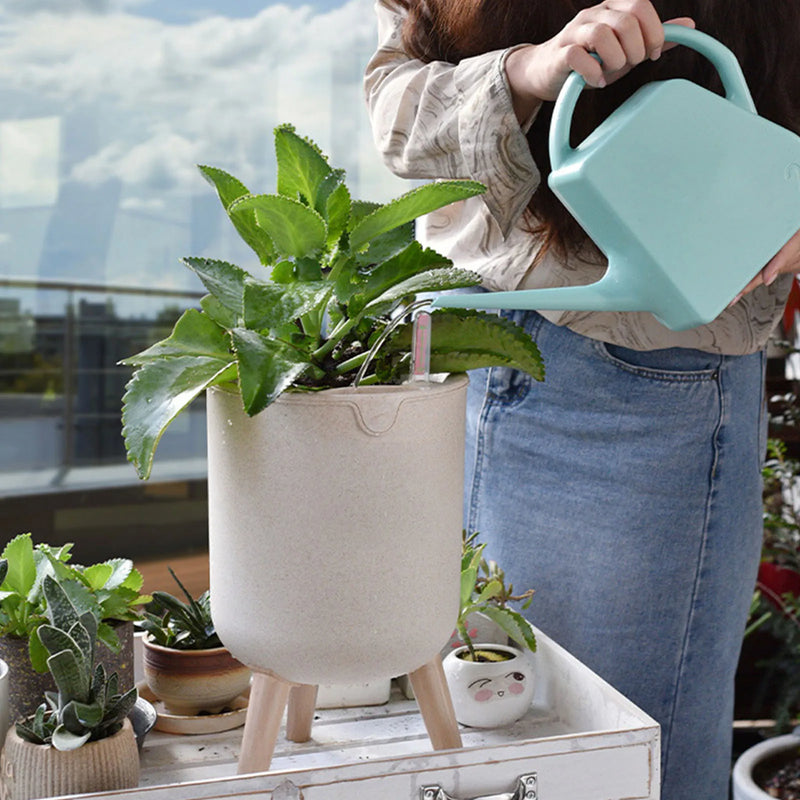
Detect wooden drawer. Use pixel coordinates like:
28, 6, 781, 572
68, 628, 660, 800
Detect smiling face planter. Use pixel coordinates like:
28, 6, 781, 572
442, 644, 535, 728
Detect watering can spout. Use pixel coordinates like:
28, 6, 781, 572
430, 275, 643, 314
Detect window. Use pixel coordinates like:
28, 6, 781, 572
0, 0, 406, 556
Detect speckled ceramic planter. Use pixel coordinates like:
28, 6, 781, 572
206, 376, 467, 686
442, 644, 535, 728
0, 621, 135, 727
0, 718, 139, 800
142, 639, 251, 716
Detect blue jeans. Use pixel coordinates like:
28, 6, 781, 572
464, 310, 766, 800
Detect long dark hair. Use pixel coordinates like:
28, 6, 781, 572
396, 0, 800, 257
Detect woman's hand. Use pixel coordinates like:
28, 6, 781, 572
730, 228, 800, 305
505, 0, 694, 123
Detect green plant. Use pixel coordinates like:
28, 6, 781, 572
457, 531, 537, 662
140, 568, 220, 650
0, 533, 151, 672
15, 576, 138, 751
121, 124, 544, 480
762, 438, 800, 572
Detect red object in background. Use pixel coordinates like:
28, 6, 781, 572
758, 560, 800, 608
783, 277, 800, 336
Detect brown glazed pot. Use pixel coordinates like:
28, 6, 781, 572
0, 718, 139, 800
142, 638, 251, 715
0, 622, 135, 727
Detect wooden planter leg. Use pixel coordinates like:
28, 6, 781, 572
237, 671, 292, 775
408, 655, 462, 751
286, 683, 318, 743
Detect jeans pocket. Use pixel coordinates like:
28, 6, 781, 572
596, 341, 722, 382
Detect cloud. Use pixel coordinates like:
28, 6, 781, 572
0, 0, 381, 200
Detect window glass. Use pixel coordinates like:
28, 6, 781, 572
0, 0, 407, 499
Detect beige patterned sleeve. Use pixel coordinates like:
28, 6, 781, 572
364, 0, 541, 237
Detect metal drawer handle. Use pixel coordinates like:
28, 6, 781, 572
420, 773, 538, 800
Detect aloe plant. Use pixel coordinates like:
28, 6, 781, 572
15, 576, 138, 751
457, 532, 537, 662
121, 124, 544, 480
0, 533, 151, 672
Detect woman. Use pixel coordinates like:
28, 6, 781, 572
364, 1, 800, 798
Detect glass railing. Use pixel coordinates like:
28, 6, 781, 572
0, 277, 207, 497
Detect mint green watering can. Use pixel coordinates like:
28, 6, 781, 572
431, 24, 800, 331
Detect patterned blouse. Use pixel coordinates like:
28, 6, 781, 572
363, 0, 791, 354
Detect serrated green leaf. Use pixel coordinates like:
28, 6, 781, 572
99, 559, 133, 591
182, 257, 250, 314
200, 294, 238, 329
349, 180, 485, 252
1, 533, 36, 596
82, 564, 113, 592
346, 241, 453, 309
363, 267, 480, 317
122, 356, 237, 480
325, 181, 351, 248
479, 605, 537, 653
120, 568, 144, 593
230, 194, 327, 260
198, 164, 275, 264
231, 329, 310, 416
382, 310, 545, 381
243, 279, 330, 332
121, 309, 231, 365
275, 124, 336, 210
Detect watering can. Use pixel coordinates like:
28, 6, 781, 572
431, 24, 800, 331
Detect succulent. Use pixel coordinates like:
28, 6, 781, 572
15, 576, 138, 751
457, 531, 537, 662
121, 124, 544, 480
0, 532, 151, 672
140, 568, 220, 650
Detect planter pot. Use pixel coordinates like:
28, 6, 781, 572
732, 733, 800, 799
442, 612, 508, 657
442, 644, 535, 728
0, 621, 135, 726
0, 717, 139, 800
758, 561, 800, 606
206, 376, 467, 686
142, 638, 251, 716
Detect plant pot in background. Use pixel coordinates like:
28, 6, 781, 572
732, 732, 800, 799
142, 638, 251, 716
206, 376, 467, 687
0, 718, 139, 800
0, 621, 135, 726
442, 644, 535, 729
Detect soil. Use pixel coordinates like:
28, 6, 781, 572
756, 749, 800, 798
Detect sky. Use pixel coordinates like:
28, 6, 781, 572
0, 0, 407, 296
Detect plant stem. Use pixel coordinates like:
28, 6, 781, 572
456, 619, 477, 662
334, 352, 368, 375
312, 317, 357, 360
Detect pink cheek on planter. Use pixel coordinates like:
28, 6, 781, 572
508, 681, 525, 695
473, 688, 494, 702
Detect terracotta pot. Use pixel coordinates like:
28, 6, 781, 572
442, 644, 535, 728
142, 638, 251, 715
206, 376, 467, 686
0, 718, 139, 800
0, 622, 135, 727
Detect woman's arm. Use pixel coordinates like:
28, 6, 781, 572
364, 0, 540, 234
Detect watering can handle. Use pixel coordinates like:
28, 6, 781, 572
548, 24, 757, 171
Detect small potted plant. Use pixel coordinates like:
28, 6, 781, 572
0, 533, 150, 723
1, 576, 140, 800
119, 124, 544, 699
442, 532, 538, 729
139, 569, 250, 717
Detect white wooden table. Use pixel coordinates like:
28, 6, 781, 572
58, 628, 660, 800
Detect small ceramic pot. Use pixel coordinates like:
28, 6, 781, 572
142, 638, 251, 716
0, 718, 139, 800
442, 644, 535, 728
732, 733, 800, 799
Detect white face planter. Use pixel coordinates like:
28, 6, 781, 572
442, 644, 535, 728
